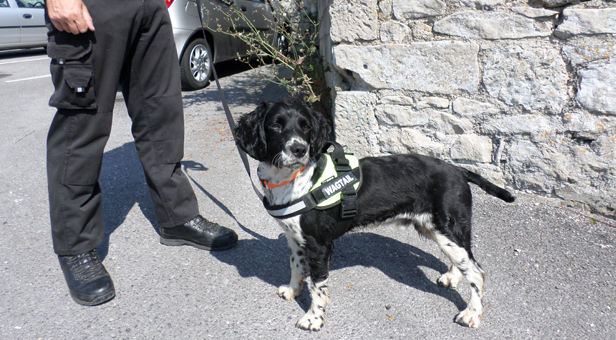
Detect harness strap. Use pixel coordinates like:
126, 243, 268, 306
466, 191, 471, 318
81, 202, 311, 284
323, 142, 359, 217
263, 167, 361, 218
328, 142, 359, 236
323, 141, 351, 170
263, 193, 317, 218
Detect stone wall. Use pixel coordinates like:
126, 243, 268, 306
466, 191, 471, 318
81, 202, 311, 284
318, 0, 616, 218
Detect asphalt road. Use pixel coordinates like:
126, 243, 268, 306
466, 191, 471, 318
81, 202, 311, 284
1, 48, 615, 340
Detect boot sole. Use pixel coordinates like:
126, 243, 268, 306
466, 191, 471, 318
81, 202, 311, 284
71, 289, 115, 306
159, 237, 237, 251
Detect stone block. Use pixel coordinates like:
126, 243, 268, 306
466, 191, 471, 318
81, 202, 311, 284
333, 91, 379, 157
481, 115, 564, 134
375, 105, 430, 127
505, 140, 558, 192
330, 0, 379, 43
563, 112, 615, 135
379, 96, 414, 106
562, 37, 615, 66
577, 60, 616, 116
434, 112, 474, 134
483, 45, 568, 113
380, 21, 411, 43
417, 97, 450, 109
392, 0, 446, 20
332, 41, 480, 94
555, 9, 616, 39
380, 128, 445, 156
452, 98, 500, 117
510, 7, 558, 18
450, 134, 493, 163
433, 11, 552, 40
379, 0, 393, 19
410, 21, 434, 41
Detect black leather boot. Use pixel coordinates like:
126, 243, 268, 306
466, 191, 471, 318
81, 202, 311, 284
58, 249, 115, 306
159, 215, 238, 251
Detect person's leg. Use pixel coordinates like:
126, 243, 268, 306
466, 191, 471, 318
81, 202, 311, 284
47, 110, 111, 256
120, 0, 236, 250
46, 0, 143, 305
47, 0, 144, 255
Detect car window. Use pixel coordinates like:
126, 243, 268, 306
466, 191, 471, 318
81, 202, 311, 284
16, 0, 45, 8
0, 0, 10, 7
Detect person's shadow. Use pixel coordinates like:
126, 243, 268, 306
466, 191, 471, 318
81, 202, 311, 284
97, 142, 159, 260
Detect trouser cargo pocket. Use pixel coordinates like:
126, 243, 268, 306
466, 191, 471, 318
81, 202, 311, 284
48, 31, 98, 110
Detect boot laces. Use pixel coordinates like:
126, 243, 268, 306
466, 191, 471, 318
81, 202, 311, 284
67, 250, 106, 282
194, 216, 221, 233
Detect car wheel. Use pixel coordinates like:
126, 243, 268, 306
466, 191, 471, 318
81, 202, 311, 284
276, 32, 289, 58
180, 38, 212, 91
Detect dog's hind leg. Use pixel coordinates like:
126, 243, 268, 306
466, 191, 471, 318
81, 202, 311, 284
278, 225, 308, 300
433, 232, 485, 328
296, 237, 332, 331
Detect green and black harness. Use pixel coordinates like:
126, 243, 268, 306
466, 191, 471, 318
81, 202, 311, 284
262, 143, 362, 237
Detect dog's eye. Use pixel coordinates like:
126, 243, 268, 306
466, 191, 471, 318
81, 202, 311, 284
302, 125, 311, 132
270, 123, 281, 131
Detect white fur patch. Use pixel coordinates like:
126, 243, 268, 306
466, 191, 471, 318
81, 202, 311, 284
432, 232, 485, 328
296, 280, 330, 331
258, 159, 316, 206
277, 217, 308, 300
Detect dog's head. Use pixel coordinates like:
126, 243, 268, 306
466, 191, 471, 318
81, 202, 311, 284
234, 100, 331, 168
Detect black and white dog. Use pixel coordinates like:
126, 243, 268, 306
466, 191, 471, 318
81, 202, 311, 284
234, 100, 515, 331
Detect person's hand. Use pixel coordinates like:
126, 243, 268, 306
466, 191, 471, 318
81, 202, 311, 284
46, 0, 95, 34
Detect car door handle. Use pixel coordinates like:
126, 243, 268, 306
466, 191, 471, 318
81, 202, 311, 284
23, 14, 32, 19
240, 5, 246, 11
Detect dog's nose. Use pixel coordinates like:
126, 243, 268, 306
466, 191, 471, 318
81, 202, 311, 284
290, 143, 307, 158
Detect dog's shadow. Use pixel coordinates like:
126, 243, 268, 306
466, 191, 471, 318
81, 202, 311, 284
212, 232, 467, 312
98, 153, 467, 313
183, 160, 467, 312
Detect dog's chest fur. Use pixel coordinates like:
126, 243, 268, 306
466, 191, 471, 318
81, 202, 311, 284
257, 160, 318, 206
257, 160, 323, 245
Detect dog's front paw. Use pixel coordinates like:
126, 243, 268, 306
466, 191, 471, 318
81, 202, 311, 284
437, 271, 462, 288
296, 311, 325, 331
454, 308, 482, 328
278, 285, 300, 300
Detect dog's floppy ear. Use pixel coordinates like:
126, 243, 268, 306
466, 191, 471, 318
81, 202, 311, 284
307, 105, 331, 157
233, 102, 271, 161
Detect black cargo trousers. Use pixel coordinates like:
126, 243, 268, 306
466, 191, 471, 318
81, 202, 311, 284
46, 0, 199, 256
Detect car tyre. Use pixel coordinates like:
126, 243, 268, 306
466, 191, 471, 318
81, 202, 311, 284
276, 31, 289, 58
180, 38, 212, 91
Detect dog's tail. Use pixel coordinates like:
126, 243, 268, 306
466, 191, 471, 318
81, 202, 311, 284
461, 169, 515, 203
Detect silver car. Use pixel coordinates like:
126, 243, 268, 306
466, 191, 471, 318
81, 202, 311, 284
0, 0, 47, 50
168, 0, 284, 90
0, 0, 283, 90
